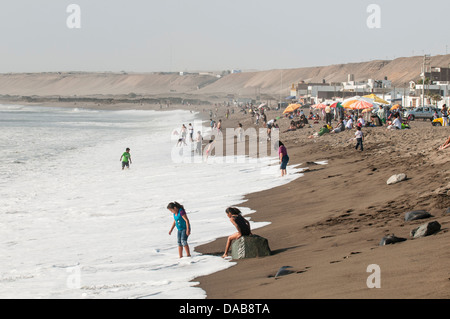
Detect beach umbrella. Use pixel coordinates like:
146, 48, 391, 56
349, 100, 373, 110
342, 96, 361, 108
282, 103, 301, 114
258, 103, 267, 109
312, 103, 328, 109
363, 94, 389, 105
330, 102, 343, 108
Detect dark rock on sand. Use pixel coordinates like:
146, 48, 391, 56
404, 210, 432, 222
410, 221, 441, 238
379, 234, 407, 246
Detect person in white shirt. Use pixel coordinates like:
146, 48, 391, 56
354, 126, 364, 151
345, 117, 353, 130
357, 115, 365, 127
387, 114, 402, 130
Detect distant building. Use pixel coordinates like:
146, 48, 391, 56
289, 76, 392, 104
424, 67, 450, 82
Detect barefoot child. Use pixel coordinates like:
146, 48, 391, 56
222, 207, 251, 258
278, 141, 289, 177
355, 126, 364, 151
167, 202, 191, 258
120, 148, 132, 170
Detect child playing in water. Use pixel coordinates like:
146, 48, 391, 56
119, 148, 132, 170
167, 202, 191, 258
222, 207, 251, 258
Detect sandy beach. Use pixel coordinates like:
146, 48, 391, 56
2, 96, 449, 299
194, 106, 450, 299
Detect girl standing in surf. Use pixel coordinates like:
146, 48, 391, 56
167, 202, 191, 258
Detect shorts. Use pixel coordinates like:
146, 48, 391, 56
280, 155, 289, 170
177, 229, 189, 247
122, 161, 129, 168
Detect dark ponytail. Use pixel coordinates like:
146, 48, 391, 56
167, 202, 184, 210
225, 207, 242, 216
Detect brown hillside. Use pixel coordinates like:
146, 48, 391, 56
0, 55, 449, 100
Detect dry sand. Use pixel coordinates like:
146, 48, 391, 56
3, 97, 449, 299
194, 108, 450, 299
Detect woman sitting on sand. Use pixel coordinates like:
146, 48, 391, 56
222, 207, 252, 258
438, 135, 450, 151
330, 119, 345, 133
283, 121, 297, 133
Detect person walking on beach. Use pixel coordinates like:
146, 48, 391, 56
278, 141, 289, 177
167, 202, 191, 258
217, 119, 222, 135
195, 131, 203, 155
188, 123, 194, 142
204, 139, 215, 161
222, 207, 251, 258
237, 123, 244, 142
120, 148, 132, 170
442, 104, 448, 127
325, 104, 332, 125
377, 105, 386, 125
355, 126, 364, 151
176, 124, 188, 147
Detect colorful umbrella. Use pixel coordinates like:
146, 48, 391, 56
350, 100, 373, 110
282, 103, 301, 114
330, 102, 343, 108
363, 94, 389, 105
312, 103, 328, 109
342, 96, 361, 107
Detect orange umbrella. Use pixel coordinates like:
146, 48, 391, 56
350, 100, 373, 110
282, 103, 301, 114
390, 104, 400, 111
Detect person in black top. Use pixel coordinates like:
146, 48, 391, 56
222, 207, 252, 258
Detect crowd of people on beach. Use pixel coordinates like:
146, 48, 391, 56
117, 98, 450, 260
277, 103, 418, 152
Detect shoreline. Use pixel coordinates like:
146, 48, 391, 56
193, 106, 450, 298
3, 98, 450, 299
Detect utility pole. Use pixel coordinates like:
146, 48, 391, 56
421, 54, 431, 106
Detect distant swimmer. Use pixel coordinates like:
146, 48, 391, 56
120, 148, 132, 170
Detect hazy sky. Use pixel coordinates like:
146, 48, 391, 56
0, 0, 449, 73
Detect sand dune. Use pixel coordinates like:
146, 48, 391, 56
1, 54, 450, 100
